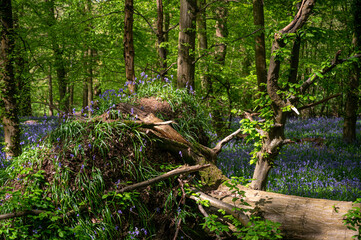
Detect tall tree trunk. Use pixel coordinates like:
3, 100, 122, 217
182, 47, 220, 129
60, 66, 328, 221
13, 6, 32, 116
252, 0, 267, 92
87, 48, 94, 117
46, 0, 68, 113
124, 0, 135, 93
196, 0, 211, 92
343, 0, 360, 143
212, 4, 229, 137
0, 0, 21, 157
156, 0, 167, 80
177, 0, 197, 89
48, 65, 53, 116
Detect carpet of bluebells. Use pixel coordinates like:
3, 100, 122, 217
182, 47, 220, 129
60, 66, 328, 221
0, 114, 360, 202
218, 117, 361, 201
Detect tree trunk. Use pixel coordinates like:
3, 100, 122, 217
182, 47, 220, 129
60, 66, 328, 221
0, 0, 22, 157
13, 7, 32, 116
343, 0, 360, 143
196, 0, 211, 92
211, 184, 360, 240
124, 0, 135, 93
156, 0, 167, 80
250, 0, 316, 190
252, 0, 267, 92
177, 0, 197, 89
48, 65, 54, 116
87, 48, 94, 117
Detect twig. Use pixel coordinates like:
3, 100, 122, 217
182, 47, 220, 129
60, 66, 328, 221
0, 210, 45, 221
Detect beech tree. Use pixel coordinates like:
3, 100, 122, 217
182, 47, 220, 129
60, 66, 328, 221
177, 0, 197, 89
0, 0, 21, 157
124, 0, 136, 93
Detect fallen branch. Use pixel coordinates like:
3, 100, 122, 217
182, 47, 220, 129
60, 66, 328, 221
0, 209, 45, 221
118, 164, 210, 193
213, 128, 242, 154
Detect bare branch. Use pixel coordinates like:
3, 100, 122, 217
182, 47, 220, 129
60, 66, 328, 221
165, 23, 179, 33
133, 9, 157, 35
213, 129, 242, 154
298, 93, 342, 111
118, 164, 210, 193
0, 210, 45, 221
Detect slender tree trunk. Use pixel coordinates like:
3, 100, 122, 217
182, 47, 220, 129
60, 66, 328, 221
196, 0, 211, 92
48, 65, 53, 116
343, 0, 360, 143
13, 8, 31, 116
46, 0, 68, 113
177, 0, 197, 89
0, 0, 21, 157
87, 48, 94, 117
156, 0, 167, 80
212, 4, 229, 137
124, 0, 135, 93
253, 0, 267, 92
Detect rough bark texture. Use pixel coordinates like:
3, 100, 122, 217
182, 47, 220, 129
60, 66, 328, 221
253, 0, 267, 92
124, 0, 135, 93
156, 0, 167, 80
196, 0, 211, 92
211, 184, 360, 240
177, 0, 197, 89
0, 0, 22, 157
343, 0, 360, 143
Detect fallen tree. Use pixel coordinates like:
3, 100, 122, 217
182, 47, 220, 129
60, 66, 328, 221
1, 101, 359, 239
106, 102, 360, 240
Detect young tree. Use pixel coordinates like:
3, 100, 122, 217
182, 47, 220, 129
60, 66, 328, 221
124, 0, 136, 93
177, 0, 197, 89
0, 0, 22, 157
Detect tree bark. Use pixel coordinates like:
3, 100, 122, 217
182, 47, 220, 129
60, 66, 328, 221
0, 0, 22, 157
196, 0, 211, 92
156, 0, 168, 80
343, 0, 360, 143
211, 184, 360, 240
250, 0, 316, 190
177, 0, 197, 89
48, 65, 53, 116
124, 0, 136, 93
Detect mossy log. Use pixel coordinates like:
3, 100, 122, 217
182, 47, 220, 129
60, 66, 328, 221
101, 102, 359, 239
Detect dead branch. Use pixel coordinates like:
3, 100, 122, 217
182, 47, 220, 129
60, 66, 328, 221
118, 164, 210, 193
213, 128, 242, 154
0, 209, 45, 221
